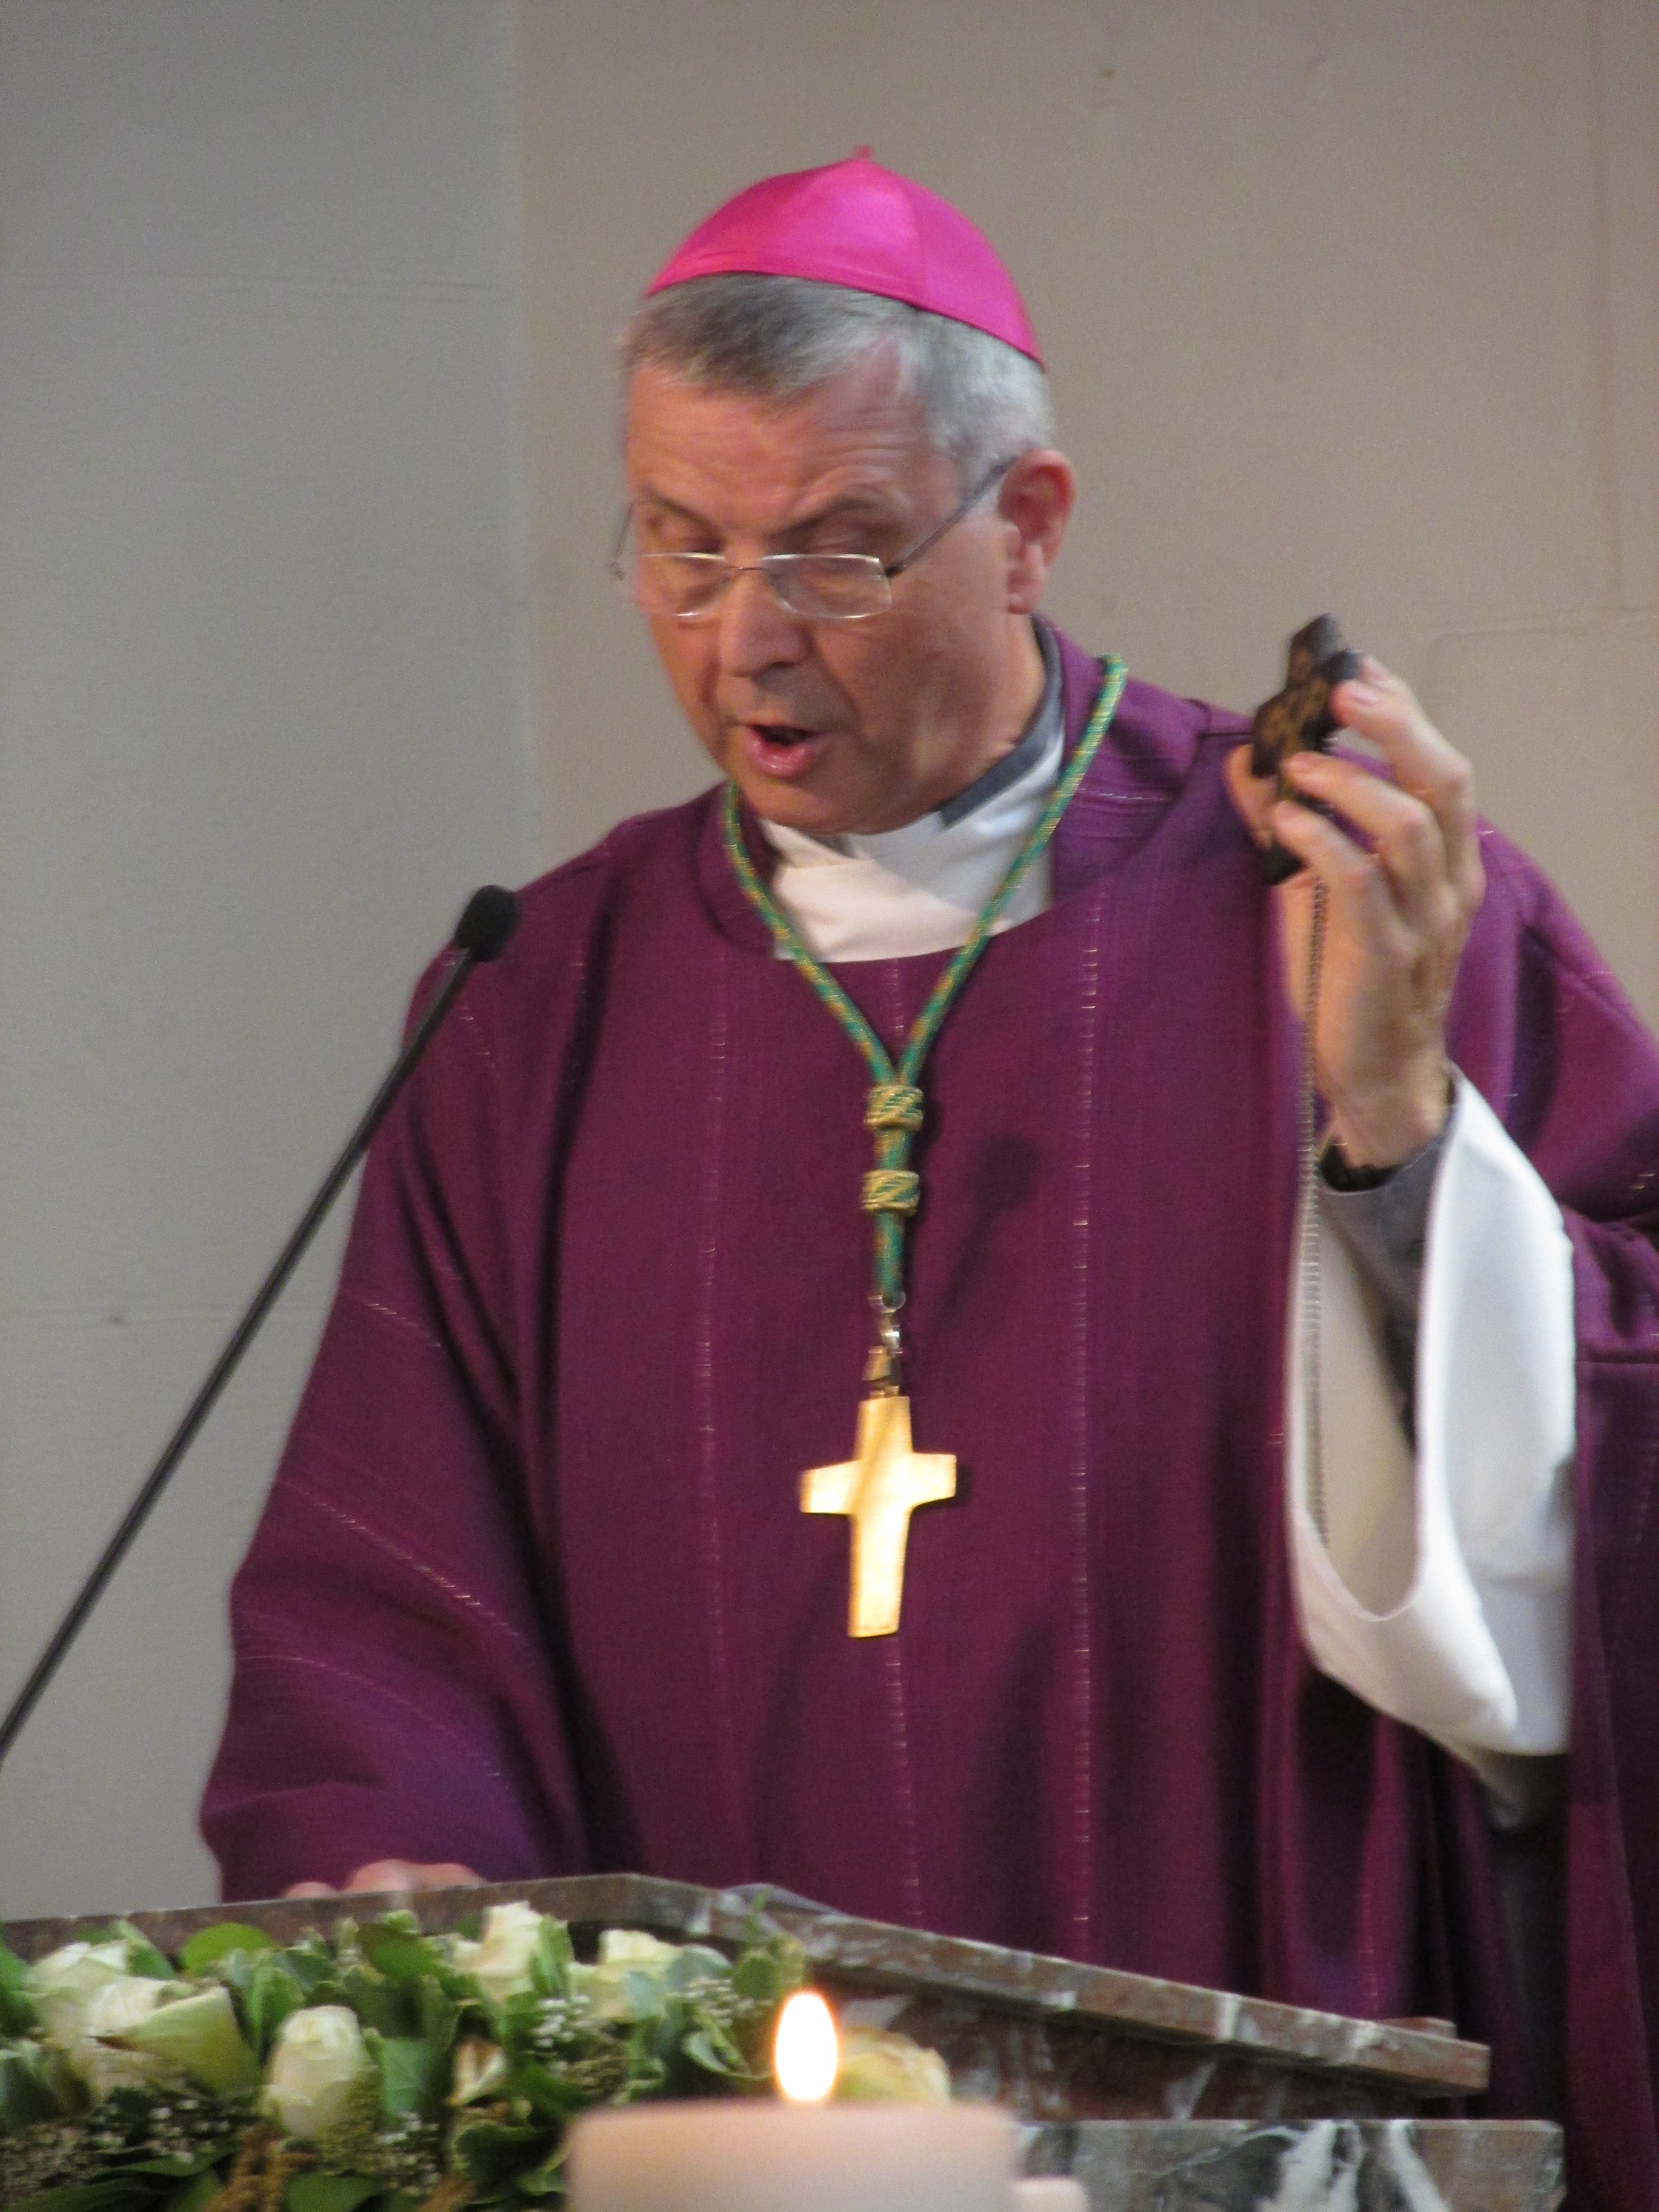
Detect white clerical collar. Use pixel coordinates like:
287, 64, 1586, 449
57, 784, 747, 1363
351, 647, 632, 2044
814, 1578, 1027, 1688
760, 628, 1064, 963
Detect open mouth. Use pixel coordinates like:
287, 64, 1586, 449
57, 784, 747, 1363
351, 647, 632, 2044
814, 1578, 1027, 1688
741, 723, 828, 778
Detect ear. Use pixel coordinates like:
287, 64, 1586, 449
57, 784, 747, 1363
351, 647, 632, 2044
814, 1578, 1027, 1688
998, 449, 1076, 614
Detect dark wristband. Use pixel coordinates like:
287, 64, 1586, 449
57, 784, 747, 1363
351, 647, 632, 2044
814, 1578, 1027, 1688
1320, 1143, 1398, 1193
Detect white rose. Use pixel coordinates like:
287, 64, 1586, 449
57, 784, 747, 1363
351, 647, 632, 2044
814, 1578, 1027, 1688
120, 1984, 260, 2095
263, 2006, 377, 2142
73, 1976, 177, 2101
574, 1930, 692, 2023
28, 1942, 135, 2047
596, 1931, 681, 1972
833, 2027, 952, 2104
449, 1903, 545, 2005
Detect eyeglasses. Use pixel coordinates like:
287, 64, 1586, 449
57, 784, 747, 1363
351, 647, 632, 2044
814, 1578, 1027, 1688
611, 459, 1014, 625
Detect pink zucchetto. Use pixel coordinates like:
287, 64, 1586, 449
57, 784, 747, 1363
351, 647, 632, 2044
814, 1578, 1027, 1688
646, 150, 1044, 366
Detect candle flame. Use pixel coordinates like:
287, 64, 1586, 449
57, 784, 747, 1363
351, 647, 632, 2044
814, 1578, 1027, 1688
773, 1989, 838, 2103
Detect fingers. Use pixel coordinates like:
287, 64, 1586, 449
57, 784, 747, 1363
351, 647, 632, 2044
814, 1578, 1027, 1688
1267, 790, 1414, 955
1259, 656, 1485, 943
1225, 657, 1483, 913
1280, 750, 1466, 932
1222, 740, 1280, 848
283, 1861, 483, 1901
1228, 655, 1487, 991
343, 1860, 483, 1894
1328, 658, 1484, 908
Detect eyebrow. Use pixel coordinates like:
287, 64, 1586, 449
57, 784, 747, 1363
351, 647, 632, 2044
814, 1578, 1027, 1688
633, 488, 904, 543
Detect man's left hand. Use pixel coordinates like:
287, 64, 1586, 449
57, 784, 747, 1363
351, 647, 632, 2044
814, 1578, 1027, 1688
1224, 657, 1485, 1166
285, 1860, 482, 1899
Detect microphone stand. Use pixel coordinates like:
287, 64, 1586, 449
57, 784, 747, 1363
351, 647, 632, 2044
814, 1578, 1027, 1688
0, 888, 517, 1775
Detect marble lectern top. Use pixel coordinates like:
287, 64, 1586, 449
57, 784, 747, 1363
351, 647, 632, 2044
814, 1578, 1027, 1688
4, 1870, 1481, 2118
1, 1875, 1563, 2211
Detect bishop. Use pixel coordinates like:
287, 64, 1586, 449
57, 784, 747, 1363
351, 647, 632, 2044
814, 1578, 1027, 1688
205, 154, 1659, 2211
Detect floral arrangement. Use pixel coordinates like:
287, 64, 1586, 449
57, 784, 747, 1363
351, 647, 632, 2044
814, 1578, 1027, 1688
0, 1903, 942, 2212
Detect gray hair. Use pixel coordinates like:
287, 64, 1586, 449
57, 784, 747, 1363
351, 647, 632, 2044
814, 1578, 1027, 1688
619, 274, 1055, 487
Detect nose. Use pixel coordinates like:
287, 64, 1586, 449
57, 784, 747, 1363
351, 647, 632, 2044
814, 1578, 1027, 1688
716, 564, 810, 680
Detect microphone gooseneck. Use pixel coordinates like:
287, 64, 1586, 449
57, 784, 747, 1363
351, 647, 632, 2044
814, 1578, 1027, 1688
0, 886, 520, 1776
454, 884, 520, 963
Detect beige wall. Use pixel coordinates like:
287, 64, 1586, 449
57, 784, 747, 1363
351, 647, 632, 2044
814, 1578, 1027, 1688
0, 1, 535, 1918
514, 0, 1659, 1022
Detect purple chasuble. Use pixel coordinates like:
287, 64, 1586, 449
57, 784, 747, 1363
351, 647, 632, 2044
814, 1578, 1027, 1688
203, 632, 1659, 2210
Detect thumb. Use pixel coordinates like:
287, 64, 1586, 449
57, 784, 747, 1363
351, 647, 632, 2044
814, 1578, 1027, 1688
1223, 740, 1277, 850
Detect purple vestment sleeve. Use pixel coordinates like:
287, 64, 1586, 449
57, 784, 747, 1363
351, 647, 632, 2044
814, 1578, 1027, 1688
202, 859, 614, 1895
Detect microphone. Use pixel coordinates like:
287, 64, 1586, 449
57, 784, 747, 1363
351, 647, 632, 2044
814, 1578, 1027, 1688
453, 883, 519, 963
0, 886, 520, 1774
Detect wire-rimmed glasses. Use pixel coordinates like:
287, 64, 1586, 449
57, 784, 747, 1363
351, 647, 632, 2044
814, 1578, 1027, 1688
611, 458, 1014, 625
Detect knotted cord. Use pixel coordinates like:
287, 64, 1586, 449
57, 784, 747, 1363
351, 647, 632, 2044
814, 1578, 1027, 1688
720, 657, 1129, 1332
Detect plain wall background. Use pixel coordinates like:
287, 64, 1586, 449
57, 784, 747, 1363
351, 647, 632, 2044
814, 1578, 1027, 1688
0, 0, 1654, 1918
0, 0, 538, 1916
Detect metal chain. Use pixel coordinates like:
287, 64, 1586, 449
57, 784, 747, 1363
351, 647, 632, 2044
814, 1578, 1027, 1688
1300, 880, 1329, 1543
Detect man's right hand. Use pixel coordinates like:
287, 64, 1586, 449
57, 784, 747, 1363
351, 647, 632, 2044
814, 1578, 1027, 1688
284, 1860, 481, 1899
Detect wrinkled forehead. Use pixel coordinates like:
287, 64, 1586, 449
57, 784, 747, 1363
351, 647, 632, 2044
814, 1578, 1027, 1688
623, 352, 954, 531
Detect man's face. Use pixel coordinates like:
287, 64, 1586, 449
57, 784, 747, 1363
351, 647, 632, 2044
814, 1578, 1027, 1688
623, 351, 1022, 837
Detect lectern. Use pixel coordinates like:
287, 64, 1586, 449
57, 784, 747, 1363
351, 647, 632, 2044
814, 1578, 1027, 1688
2, 1874, 1563, 2212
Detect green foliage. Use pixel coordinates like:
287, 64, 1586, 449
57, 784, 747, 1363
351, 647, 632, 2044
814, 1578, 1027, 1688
412, 1985, 455, 2068
450, 2114, 545, 2196
354, 1934, 433, 1997
0, 2049, 64, 2135
526, 1925, 571, 2006
0, 1951, 36, 2041
273, 1944, 340, 2004
0, 1912, 835, 2212
285, 2176, 380, 2212
162, 2174, 221, 2212
336, 1971, 406, 2045
730, 1948, 783, 2005
240, 1961, 305, 2066
507, 2148, 565, 2202
106, 1934, 172, 1987
175, 1933, 272, 1981
7, 2183, 153, 2212
362, 2038, 439, 2126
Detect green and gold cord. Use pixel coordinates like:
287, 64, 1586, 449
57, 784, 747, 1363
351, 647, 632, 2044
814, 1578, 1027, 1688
721, 657, 1128, 1316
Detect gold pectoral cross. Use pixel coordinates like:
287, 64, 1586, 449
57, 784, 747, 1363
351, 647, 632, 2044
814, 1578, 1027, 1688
801, 1392, 956, 1638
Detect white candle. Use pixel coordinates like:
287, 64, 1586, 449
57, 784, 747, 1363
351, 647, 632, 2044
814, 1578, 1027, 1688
565, 2102, 1018, 2212
1013, 2182, 1088, 2212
